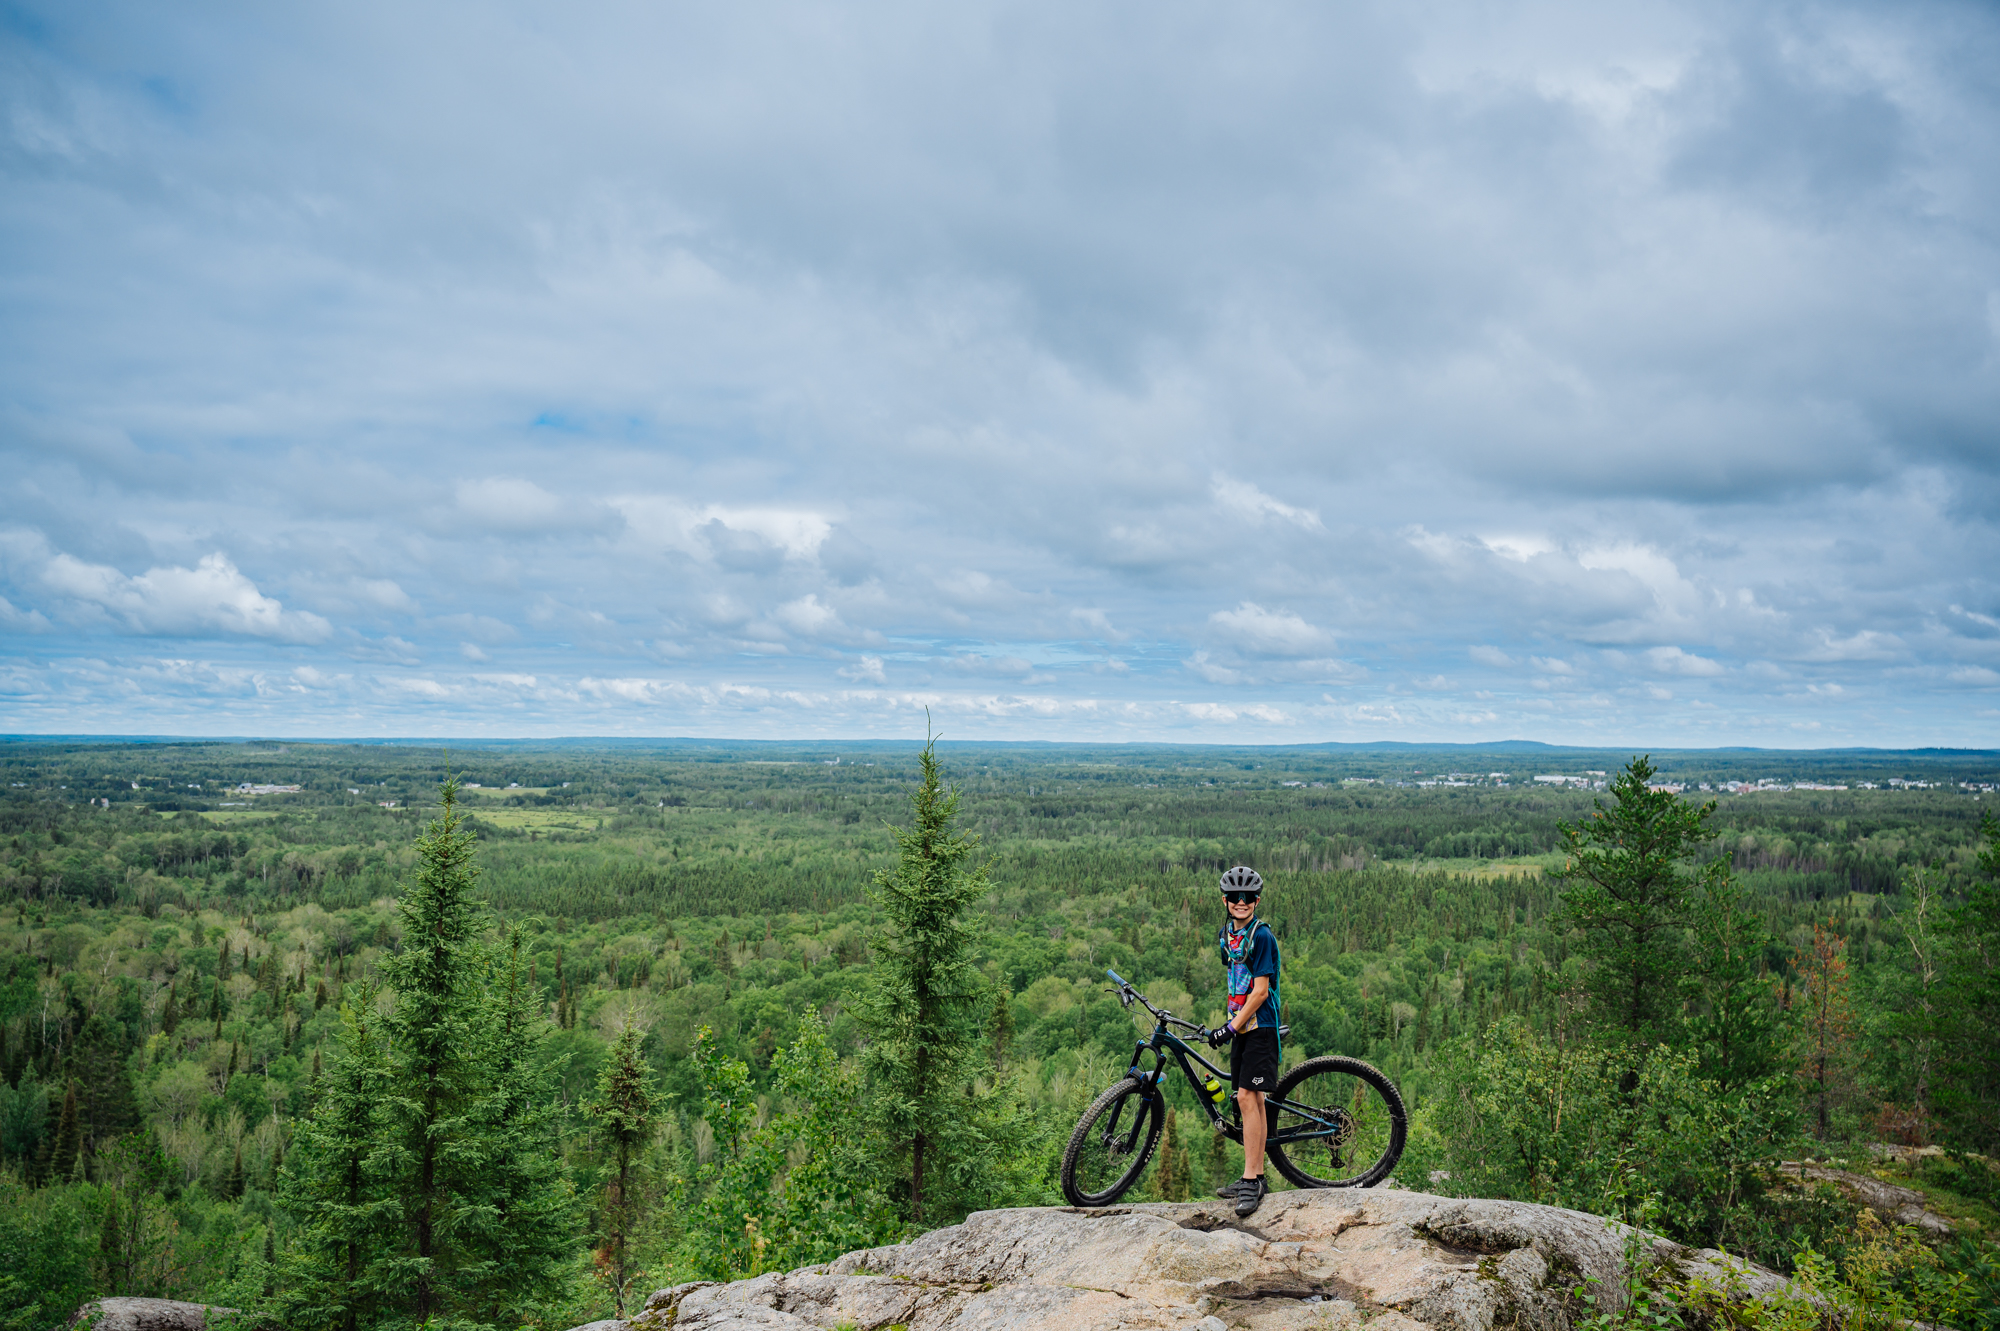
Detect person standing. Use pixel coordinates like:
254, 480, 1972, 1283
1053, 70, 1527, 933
1207, 865, 1280, 1216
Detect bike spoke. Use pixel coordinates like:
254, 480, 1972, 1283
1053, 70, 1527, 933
1265, 1057, 1405, 1189
1061, 1078, 1162, 1206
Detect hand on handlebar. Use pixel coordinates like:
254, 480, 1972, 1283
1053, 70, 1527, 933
1207, 1023, 1235, 1048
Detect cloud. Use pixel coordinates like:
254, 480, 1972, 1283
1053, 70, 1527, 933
613, 497, 832, 564
837, 654, 886, 683
0, 595, 50, 633
771, 594, 841, 637
1212, 476, 1323, 530
1, 1, 1998, 744
1482, 535, 1555, 563
1644, 646, 1725, 677
456, 478, 612, 535
1183, 651, 1243, 685
40, 552, 332, 643
1208, 603, 1333, 657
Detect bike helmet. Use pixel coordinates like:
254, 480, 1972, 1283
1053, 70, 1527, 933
1219, 865, 1263, 895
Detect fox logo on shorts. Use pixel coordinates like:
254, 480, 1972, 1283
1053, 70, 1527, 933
1252, 1076, 1264, 1085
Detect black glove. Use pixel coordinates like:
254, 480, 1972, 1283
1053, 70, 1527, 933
1208, 1024, 1235, 1048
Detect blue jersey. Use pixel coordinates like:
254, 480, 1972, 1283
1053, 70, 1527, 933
1218, 919, 1281, 1032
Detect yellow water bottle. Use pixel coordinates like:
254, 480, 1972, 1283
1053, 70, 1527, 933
1204, 1073, 1227, 1108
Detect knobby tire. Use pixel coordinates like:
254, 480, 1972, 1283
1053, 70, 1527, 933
1265, 1055, 1406, 1189
1060, 1076, 1164, 1207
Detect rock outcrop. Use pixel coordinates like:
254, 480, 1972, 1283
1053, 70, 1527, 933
65, 1298, 242, 1331
1779, 1161, 1957, 1235
589, 1189, 1797, 1331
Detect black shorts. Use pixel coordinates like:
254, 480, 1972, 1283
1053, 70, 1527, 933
1229, 1025, 1280, 1094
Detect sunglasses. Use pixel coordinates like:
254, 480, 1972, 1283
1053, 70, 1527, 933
1224, 891, 1260, 905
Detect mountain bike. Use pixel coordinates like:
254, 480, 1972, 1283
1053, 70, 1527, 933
1059, 969, 1407, 1207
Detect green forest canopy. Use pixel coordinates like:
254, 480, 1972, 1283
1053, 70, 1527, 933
2, 737, 1997, 1329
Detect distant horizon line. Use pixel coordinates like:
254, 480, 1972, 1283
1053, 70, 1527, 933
2, 733, 1995, 757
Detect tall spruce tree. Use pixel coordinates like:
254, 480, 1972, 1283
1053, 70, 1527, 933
455, 928, 578, 1329
860, 730, 990, 1222
1683, 874, 1785, 1091
588, 1024, 655, 1317
72, 1013, 140, 1169
278, 983, 389, 1331
277, 776, 579, 1330
1552, 756, 1722, 1050
375, 775, 492, 1322
40, 1080, 80, 1185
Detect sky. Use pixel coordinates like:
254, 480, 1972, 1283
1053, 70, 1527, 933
2, 0, 1998, 745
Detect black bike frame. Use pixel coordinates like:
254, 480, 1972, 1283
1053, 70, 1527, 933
1106, 970, 1345, 1149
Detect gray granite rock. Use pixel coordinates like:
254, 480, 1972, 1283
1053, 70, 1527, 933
66, 1299, 242, 1331
581, 1190, 1808, 1331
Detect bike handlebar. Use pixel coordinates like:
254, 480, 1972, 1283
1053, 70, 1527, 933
1106, 968, 1207, 1035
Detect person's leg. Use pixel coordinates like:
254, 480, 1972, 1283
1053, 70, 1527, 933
1237, 1086, 1266, 1177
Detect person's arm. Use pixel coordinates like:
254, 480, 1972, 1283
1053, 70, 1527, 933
1229, 975, 1270, 1032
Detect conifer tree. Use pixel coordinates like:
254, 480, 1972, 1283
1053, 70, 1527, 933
1684, 874, 1785, 1091
860, 729, 990, 1222
1552, 756, 1721, 1049
588, 1024, 655, 1316
362, 776, 581, 1326
39, 1080, 79, 1185
375, 776, 489, 1323
1153, 1108, 1191, 1201
278, 982, 390, 1331
987, 980, 1014, 1072
454, 928, 579, 1329
72, 1013, 140, 1168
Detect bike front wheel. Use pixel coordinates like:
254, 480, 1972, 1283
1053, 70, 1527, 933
1060, 1076, 1164, 1207
1265, 1056, 1406, 1189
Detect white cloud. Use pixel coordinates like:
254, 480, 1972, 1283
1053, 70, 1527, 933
837, 654, 886, 683
2, 3, 1998, 743
0, 595, 50, 633
356, 579, 416, 611
772, 594, 840, 637
1208, 603, 1333, 657
456, 477, 608, 534
41, 552, 332, 643
1069, 607, 1127, 642
1644, 646, 1724, 677
1183, 652, 1242, 684
1212, 476, 1323, 531
1481, 534, 1555, 562
612, 497, 832, 562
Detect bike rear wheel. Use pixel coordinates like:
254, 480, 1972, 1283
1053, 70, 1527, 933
1265, 1056, 1406, 1189
1060, 1076, 1164, 1207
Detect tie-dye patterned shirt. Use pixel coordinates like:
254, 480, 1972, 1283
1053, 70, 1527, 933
1218, 918, 1281, 1031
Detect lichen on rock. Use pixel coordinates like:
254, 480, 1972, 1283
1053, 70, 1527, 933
570, 1189, 1810, 1331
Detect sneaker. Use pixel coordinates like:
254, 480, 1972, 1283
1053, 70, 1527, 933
1233, 1175, 1268, 1217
